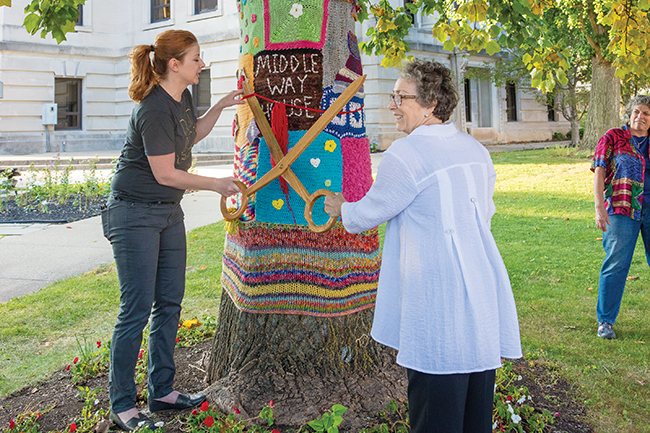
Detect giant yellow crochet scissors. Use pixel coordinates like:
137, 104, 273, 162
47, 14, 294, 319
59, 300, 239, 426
220, 74, 366, 233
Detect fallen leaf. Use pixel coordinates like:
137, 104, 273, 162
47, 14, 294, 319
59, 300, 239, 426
627, 276, 639, 280
66, 226, 72, 229
638, 381, 646, 386
595, 237, 602, 241
588, 287, 593, 291
564, 217, 570, 220
535, 227, 540, 230
543, 217, 548, 220
634, 341, 645, 344
199, 266, 207, 270
563, 326, 577, 329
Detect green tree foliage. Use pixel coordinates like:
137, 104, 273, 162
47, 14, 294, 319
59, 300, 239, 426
358, 0, 650, 148
1, 0, 84, 44
358, 0, 649, 91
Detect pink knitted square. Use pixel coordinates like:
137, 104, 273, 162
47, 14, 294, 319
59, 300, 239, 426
341, 137, 373, 202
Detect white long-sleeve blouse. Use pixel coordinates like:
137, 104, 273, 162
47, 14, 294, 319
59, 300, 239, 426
341, 123, 522, 374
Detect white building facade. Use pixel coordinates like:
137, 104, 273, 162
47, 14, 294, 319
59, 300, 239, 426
0, 0, 569, 155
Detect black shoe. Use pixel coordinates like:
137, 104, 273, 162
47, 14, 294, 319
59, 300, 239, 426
148, 393, 207, 413
109, 411, 158, 432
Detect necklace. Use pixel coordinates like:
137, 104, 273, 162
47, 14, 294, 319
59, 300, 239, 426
632, 135, 649, 148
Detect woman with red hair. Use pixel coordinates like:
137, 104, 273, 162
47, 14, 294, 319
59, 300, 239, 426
103, 30, 243, 431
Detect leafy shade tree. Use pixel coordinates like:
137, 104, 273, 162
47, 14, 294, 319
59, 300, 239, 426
1, 0, 84, 44
358, 0, 650, 149
468, 7, 592, 147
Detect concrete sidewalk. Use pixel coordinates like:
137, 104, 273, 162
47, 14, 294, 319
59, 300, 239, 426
0, 140, 562, 303
0, 165, 235, 303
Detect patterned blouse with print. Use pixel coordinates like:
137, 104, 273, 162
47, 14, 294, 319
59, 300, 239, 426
591, 126, 644, 221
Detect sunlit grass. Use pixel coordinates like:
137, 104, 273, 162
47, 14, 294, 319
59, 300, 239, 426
493, 149, 650, 433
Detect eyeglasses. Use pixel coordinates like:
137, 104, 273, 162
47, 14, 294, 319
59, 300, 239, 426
390, 93, 418, 107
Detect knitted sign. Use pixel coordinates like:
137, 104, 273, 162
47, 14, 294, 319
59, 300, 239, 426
224, 0, 378, 317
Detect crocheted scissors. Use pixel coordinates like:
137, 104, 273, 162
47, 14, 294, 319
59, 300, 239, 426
220, 74, 366, 233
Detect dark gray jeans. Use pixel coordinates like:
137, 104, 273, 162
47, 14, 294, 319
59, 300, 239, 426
102, 197, 186, 413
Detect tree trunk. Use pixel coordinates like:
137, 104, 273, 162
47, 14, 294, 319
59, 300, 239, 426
581, 55, 621, 150
202, 0, 406, 429
203, 291, 406, 429
570, 119, 581, 147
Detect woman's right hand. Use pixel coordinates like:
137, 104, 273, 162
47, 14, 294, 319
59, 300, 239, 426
595, 204, 611, 232
214, 177, 241, 197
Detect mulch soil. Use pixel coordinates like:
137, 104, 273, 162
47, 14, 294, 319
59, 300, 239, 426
0, 339, 594, 432
0, 200, 595, 432
0, 195, 105, 223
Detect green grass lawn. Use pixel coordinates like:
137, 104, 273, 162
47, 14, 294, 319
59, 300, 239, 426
1, 148, 649, 432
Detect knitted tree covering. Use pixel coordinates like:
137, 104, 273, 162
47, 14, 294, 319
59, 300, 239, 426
224, 0, 379, 316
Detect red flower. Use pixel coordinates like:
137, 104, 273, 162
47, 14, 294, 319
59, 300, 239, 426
36, 413, 41, 419
191, 409, 198, 416
178, 323, 182, 328
97, 341, 101, 348
506, 395, 513, 402
269, 400, 274, 408
65, 365, 71, 371
200, 401, 210, 412
175, 337, 179, 343
138, 349, 144, 359
69, 423, 77, 432
203, 416, 214, 428
272, 430, 281, 433
8, 420, 16, 429
73, 357, 79, 364
233, 406, 241, 414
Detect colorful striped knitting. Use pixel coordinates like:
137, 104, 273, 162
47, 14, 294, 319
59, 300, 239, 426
225, 0, 379, 317
223, 221, 380, 316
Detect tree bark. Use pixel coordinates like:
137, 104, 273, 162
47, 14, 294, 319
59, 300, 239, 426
582, 55, 621, 150
203, 291, 407, 430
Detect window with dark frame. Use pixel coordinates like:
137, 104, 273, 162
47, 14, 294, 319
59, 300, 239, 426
55, 78, 82, 130
151, 0, 171, 23
547, 94, 556, 121
195, 0, 217, 14
464, 78, 472, 123
192, 70, 211, 117
404, 0, 415, 25
75, 4, 83, 26
506, 81, 517, 122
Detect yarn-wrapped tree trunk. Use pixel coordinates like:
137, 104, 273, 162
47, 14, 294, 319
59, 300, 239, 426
203, 0, 406, 429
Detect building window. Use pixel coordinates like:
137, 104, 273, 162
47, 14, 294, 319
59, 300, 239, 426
75, 5, 83, 26
464, 78, 472, 123
404, 0, 415, 25
151, 0, 171, 23
547, 94, 556, 121
192, 70, 211, 116
506, 81, 517, 122
55, 78, 82, 130
195, 0, 217, 14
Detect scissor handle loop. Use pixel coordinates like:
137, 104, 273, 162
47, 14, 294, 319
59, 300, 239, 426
220, 180, 249, 221
304, 189, 338, 233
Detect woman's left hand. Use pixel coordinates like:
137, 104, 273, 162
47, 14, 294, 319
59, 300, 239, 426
324, 193, 346, 217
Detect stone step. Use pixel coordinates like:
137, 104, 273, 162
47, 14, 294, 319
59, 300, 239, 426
0, 153, 234, 172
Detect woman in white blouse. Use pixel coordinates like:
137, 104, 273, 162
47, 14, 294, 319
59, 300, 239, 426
324, 59, 522, 433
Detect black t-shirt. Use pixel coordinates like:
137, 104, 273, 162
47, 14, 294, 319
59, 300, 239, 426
111, 85, 197, 203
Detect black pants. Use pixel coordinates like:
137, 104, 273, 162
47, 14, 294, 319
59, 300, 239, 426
407, 368, 496, 433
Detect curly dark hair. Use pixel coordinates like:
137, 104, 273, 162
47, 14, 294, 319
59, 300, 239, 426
400, 59, 459, 122
624, 94, 650, 126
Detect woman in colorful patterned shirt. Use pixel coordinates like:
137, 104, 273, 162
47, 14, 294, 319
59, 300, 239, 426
324, 59, 522, 433
592, 95, 650, 340
103, 30, 243, 431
